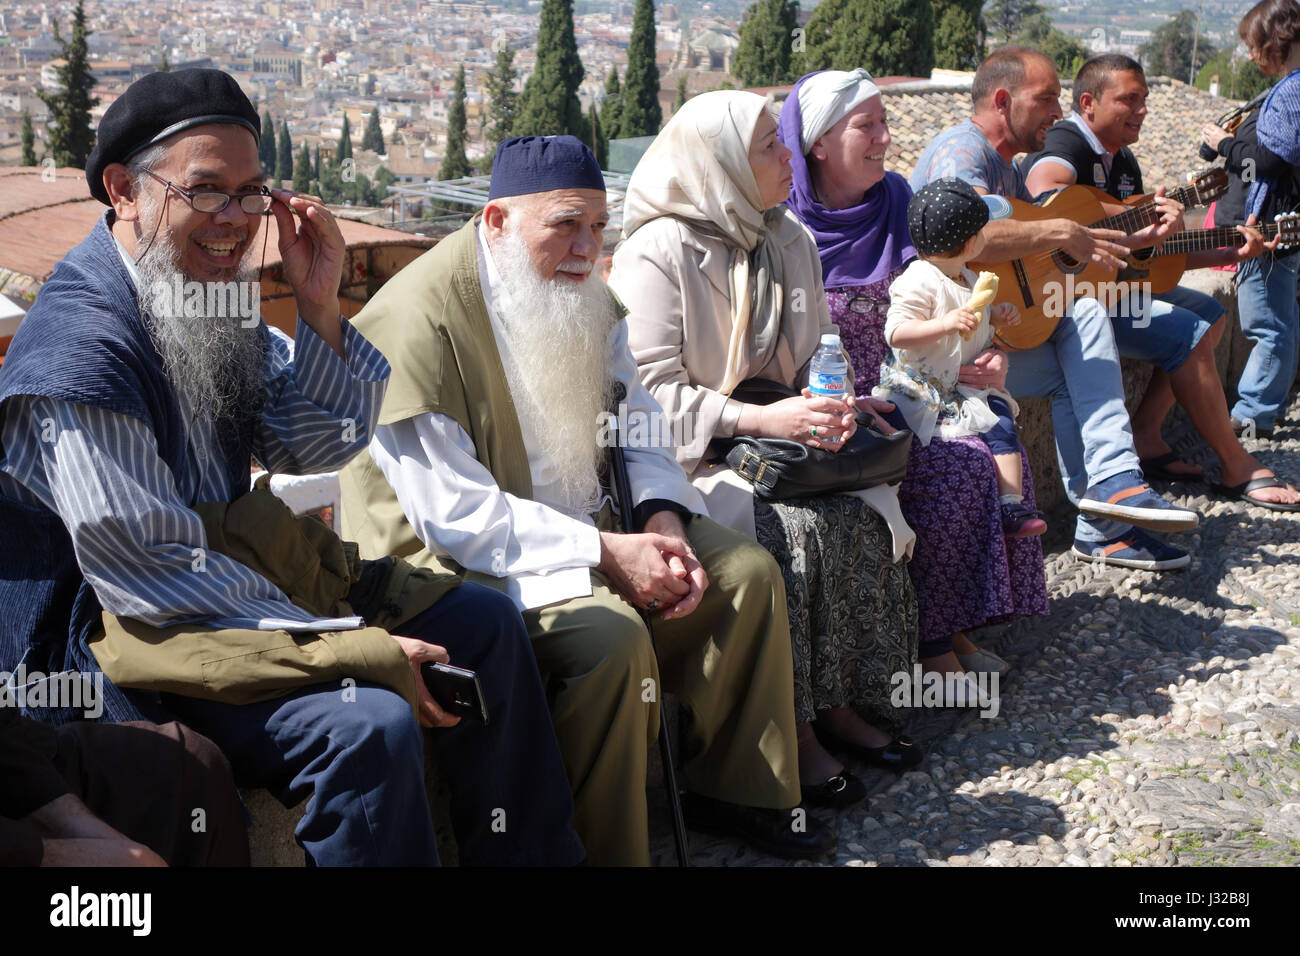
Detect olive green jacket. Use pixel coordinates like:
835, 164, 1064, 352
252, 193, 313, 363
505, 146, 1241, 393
88, 482, 458, 714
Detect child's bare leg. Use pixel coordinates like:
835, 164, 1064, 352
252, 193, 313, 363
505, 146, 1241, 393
994, 451, 1023, 501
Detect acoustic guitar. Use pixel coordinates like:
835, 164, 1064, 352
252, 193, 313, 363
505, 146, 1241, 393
976, 169, 1228, 350
1117, 212, 1300, 291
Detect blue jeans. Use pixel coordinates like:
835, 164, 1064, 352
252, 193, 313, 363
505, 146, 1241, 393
1232, 249, 1300, 430
1110, 285, 1222, 373
166, 583, 584, 866
1006, 297, 1141, 544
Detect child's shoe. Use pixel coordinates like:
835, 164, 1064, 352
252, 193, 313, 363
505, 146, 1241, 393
1001, 501, 1046, 537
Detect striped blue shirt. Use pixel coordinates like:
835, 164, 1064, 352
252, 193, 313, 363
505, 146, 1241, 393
0, 317, 390, 632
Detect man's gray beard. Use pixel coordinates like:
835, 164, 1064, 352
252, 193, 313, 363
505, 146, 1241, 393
493, 228, 617, 516
134, 215, 266, 431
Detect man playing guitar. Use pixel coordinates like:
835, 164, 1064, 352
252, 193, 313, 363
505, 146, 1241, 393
1023, 54, 1298, 512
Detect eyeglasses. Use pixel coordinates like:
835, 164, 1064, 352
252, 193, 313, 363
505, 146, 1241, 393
142, 168, 273, 215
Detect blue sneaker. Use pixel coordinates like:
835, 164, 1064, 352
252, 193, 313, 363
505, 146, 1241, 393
1078, 470, 1199, 532
1072, 529, 1190, 571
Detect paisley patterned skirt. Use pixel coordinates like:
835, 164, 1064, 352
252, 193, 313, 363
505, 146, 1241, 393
754, 493, 918, 730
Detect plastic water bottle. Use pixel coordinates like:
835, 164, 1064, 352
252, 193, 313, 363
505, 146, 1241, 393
808, 333, 854, 399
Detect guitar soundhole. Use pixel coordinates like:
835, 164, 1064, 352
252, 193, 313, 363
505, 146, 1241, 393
1052, 251, 1083, 273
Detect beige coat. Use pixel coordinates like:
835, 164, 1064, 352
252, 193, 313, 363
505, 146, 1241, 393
610, 212, 915, 560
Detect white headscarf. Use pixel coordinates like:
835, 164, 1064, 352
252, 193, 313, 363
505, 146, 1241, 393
796, 68, 881, 154
622, 91, 787, 395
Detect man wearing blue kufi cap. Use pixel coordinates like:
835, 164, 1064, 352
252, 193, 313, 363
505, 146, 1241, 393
340, 135, 831, 865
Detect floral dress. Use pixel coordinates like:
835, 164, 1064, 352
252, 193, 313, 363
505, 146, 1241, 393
827, 272, 1050, 656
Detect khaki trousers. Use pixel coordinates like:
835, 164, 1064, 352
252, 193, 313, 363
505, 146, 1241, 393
525, 515, 800, 866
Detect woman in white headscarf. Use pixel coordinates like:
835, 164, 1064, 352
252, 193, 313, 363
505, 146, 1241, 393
609, 91, 921, 808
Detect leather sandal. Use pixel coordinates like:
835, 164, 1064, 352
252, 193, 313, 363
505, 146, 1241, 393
814, 720, 925, 772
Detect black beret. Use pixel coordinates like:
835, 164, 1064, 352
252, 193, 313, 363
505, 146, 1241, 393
488, 135, 605, 200
908, 177, 1012, 258
86, 69, 260, 205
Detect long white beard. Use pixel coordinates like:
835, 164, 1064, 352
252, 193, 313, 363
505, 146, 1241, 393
491, 229, 617, 516
134, 203, 267, 432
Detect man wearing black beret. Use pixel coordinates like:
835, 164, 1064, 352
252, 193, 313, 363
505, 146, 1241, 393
0, 70, 584, 866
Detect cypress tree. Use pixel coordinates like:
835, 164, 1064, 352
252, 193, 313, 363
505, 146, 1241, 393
600, 67, 624, 143
441, 65, 471, 180
733, 0, 799, 87
362, 106, 385, 153
484, 44, 518, 154
39, 0, 98, 170
514, 0, 585, 137
276, 120, 293, 183
292, 143, 312, 193
259, 109, 277, 175
673, 74, 688, 112
620, 0, 662, 137
337, 113, 353, 163
804, 0, 935, 78
21, 109, 37, 166
589, 103, 608, 168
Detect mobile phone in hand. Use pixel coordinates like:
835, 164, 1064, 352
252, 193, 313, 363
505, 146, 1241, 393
420, 661, 489, 725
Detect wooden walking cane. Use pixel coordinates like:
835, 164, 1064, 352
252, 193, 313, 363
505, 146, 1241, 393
607, 385, 691, 867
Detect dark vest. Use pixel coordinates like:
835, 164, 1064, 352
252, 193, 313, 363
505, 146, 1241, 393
0, 213, 256, 724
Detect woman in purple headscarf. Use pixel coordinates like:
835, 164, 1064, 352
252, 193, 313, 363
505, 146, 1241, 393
779, 70, 1049, 679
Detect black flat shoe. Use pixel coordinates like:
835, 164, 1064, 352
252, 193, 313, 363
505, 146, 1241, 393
681, 791, 836, 860
814, 721, 926, 772
800, 771, 868, 810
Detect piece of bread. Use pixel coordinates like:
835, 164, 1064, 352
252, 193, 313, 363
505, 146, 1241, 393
962, 271, 999, 339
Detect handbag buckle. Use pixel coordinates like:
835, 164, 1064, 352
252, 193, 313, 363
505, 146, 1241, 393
737, 449, 769, 485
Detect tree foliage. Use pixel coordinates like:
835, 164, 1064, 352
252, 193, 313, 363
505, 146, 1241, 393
621, 0, 663, 136
932, 0, 984, 71
39, 0, 98, 170
589, 104, 608, 168
292, 143, 312, 193
1139, 9, 1216, 82
600, 68, 624, 143
21, 110, 37, 166
441, 65, 471, 180
733, 0, 799, 87
804, 0, 935, 78
1195, 50, 1273, 101
984, 0, 1043, 41
1017, 13, 1090, 78
259, 109, 277, 175
276, 120, 293, 183
337, 112, 353, 162
673, 74, 689, 112
514, 0, 585, 137
362, 106, 385, 153
484, 44, 518, 155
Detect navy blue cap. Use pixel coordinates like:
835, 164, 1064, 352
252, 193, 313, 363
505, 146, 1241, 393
86, 69, 260, 205
488, 135, 605, 200
908, 177, 1012, 257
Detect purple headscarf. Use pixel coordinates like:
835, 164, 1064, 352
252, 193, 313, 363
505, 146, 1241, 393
777, 72, 916, 290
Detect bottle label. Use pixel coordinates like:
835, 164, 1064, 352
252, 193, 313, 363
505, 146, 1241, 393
809, 370, 847, 395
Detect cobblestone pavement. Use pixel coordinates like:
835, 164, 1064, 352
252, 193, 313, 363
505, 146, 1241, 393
650, 394, 1300, 867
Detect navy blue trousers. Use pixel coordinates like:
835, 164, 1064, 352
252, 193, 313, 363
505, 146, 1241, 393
165, 583, 584, 866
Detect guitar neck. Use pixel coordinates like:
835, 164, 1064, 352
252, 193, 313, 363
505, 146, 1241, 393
1164, 222, 1279, 254
1094, 184, 1200, 234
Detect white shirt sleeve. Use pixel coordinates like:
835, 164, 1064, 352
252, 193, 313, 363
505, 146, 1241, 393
608, 319, 709, 516
369, 414, 602, 609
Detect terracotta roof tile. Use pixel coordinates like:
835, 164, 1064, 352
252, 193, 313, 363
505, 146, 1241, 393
0, 168, 432, 283
882, 77, 1239, 192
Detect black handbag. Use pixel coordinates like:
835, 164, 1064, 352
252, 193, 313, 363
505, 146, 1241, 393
719, 378, 913, 501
